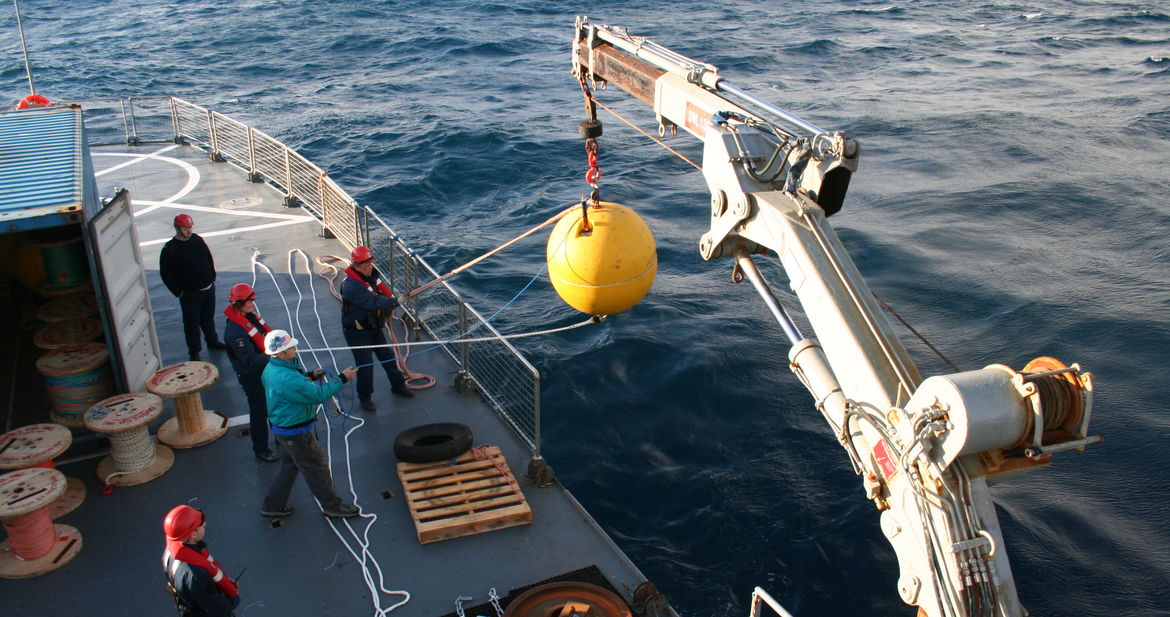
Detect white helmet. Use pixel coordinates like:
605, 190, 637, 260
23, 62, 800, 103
264, 329, 298, 356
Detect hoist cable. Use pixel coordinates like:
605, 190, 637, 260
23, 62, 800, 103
590, 97, 702, 171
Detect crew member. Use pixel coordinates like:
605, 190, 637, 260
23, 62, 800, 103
223, 283, 278, 462
340, 245, 413, 412
162, 505, 240, 617
160, 214, 227, 361
260, 329, 360, 519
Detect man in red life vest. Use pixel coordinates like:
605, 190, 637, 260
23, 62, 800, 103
223, 283, 278, 462
340, 246, 414, 412
162, 505, 239, 617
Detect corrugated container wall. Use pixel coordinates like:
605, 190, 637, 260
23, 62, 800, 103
0, 105, 101, 232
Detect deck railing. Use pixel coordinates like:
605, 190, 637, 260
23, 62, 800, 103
78, 97, 542, 458
747, 588, 795, 617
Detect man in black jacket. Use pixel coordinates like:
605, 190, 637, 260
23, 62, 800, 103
160, 213, 226, 361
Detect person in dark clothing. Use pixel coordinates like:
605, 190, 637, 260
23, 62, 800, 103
162, 505, 240, 617
160, 213, 227, 361
223, 283, 278, 462
340, 245, 414, 413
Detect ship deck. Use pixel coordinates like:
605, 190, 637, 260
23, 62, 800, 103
0, 141, 655, 617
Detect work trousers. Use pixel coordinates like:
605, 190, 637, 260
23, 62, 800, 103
262, 430, 345, 512
179, 285, 218, 354
237, 375, 271, 455
343, 327, 406, 400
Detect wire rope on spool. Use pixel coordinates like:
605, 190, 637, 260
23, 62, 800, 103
33, 318, 103, 351
1022, 356, 1086, 437
35, 343, 114, 427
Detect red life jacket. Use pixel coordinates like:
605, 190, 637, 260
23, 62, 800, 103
163, 539, 239, 599
223, 304, 270, 351
344, 266, 393, 297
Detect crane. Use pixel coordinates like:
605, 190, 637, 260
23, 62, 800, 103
571, 17, 1101, 617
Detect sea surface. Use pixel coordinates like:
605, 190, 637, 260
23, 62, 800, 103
4, 1, 1170, 615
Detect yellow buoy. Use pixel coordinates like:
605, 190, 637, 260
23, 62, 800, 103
546, 201, 657, 315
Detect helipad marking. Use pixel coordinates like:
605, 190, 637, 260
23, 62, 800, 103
93, 146, 200, 207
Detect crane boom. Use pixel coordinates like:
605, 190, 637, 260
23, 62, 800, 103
572, 17, 1100, 617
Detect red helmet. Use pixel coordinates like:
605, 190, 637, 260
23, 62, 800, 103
228, 283, 256, 302
350, 245, 373, 264
174, 213, 195, 227
163, 505, 204, 541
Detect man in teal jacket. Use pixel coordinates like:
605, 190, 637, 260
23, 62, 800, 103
259, 329, 360, 519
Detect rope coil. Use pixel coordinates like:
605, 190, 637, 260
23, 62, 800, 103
104, 426, 157, 482
2, 508, 57, 560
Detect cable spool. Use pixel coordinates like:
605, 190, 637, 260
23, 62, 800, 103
1022, 356, 1086, 438
84, 393, 174, 488
35, 342, 114, 428
0, 424, 85, 519
36, 294, 98, 324
503, 582, 632, 617
33, 318, 103, 351
146, 362, 228, 449
546, 201, 657, 315
36, 235, 88, 288
0, 467, 83, 579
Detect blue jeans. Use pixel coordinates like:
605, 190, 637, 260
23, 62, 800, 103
262, 430, 345, 512
343, 327, 406, 400
238, 374, 272, 455
179, 285, 218, 354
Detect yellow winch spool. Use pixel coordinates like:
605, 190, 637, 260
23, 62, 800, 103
546, 201, 657, 315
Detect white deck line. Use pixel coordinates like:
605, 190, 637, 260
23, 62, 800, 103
139, 217, 317, 247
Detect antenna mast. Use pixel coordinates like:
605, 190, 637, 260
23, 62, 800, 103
12, 0, 37, 95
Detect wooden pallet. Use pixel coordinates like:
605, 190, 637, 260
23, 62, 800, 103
397, 445, 532, 544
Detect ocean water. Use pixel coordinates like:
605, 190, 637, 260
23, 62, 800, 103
4, 1, 1170, 615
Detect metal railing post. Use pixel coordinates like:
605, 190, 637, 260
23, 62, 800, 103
533, 372, 541, 458
207, 109, 221, 160
246, 128, 259, 182
282, 147, 296, 207
169, 97, 181, 143
748, 587, 795, 617
459, 301, 470, 375
117, 99, 130, 145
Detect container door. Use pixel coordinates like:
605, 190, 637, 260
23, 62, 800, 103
89, 189, 161, 391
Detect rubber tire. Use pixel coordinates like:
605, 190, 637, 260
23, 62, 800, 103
393, 422, 473, 463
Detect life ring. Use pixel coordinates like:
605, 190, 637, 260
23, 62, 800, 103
393, 422, 473, 463
16, 94, 51, 110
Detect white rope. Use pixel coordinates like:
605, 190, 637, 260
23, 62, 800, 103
249, 245, 598, 616
295, 317, 599, 354
253, 251, 410, 615
103, 426, 156, 485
